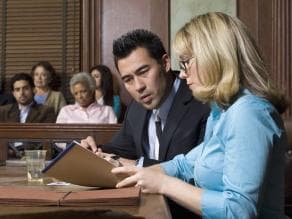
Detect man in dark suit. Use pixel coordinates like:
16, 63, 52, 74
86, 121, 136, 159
83, 29, 209, 166
0, 73, 56, 123
82, 29, 209, 219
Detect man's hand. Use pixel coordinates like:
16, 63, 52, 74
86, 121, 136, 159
80, 136, 98, 152
98, 152, 135, 167
118, 157, 136, 166
97, 151, 121, 167
80, 136, 136, 167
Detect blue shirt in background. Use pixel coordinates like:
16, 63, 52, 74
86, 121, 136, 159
113, 95, 121, 120
34, 94, 48, 105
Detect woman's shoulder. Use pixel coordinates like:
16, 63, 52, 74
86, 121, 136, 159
49, 90, 65, 98
225, 91, 282, 129
230, 90, 274, 113
59, 104, 77, 112
96, 103, 115, 114
113, 95, 120, 101
100, 104, 114, 110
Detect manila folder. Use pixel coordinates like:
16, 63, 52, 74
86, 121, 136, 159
43, 143, 123, 188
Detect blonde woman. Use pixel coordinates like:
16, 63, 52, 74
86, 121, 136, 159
112, 12, 289, 219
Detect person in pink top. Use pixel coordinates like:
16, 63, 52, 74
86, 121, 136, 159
56, 72, 117, 124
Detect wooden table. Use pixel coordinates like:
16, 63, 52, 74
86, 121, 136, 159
0, 166, 172, 219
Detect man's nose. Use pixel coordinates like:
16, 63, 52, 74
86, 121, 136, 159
134, 78, 145, 92
19, 89, 25, 95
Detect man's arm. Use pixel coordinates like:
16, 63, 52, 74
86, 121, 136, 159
101, 118, 137, 159
81, 103, 138, 160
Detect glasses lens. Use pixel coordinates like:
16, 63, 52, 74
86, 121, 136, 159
179, 61, 187, 72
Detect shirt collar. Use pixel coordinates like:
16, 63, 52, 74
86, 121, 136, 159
73, 102, 98, 110
18, 101, 33, 111
154, 78, 180, 122
210, 88, 251, 118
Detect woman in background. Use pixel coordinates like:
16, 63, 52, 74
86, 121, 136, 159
90, 65, 121, 120
57, 72, 117, 124
31, 61, 66, 114
112, 12, 289, 219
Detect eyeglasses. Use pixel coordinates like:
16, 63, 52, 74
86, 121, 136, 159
178, 57, 195, 73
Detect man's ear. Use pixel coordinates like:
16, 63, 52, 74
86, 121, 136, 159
12, 90, 16, 99
161, 54, 171, 72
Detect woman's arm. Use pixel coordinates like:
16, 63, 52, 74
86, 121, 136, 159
112, 165, 204, 216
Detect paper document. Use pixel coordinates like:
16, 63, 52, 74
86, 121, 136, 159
42, 142, 126, 188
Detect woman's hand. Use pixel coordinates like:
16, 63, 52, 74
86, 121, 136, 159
112, 165, 167, 194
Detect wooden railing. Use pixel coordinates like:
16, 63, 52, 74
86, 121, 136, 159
0, 123, 121, 165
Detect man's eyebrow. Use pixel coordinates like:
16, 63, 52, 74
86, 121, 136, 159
134, 64, 148, 74
121, 74, 131, 81
121, 64, 149, 81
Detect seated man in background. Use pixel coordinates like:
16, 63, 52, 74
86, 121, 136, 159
0, 73, 56, 157
81, 29, 209, 219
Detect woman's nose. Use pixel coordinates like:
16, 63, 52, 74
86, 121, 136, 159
179, 70, 188, 79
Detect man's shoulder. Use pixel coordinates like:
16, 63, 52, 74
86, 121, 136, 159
0, 103, 16, 111
127, 99, 146, 113
175, 79, 209, 111
0, 104, 18, 122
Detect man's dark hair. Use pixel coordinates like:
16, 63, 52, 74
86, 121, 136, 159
113, 29, 167, 70
10, 73, 34, 91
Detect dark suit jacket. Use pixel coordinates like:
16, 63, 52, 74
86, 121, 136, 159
0, 101, 56, 123
102, 78, 210, 166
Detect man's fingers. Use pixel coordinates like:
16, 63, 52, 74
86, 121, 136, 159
79, 138, 97, 153
80, 139, 90, 149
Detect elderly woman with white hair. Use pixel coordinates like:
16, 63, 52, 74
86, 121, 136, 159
56, 72, 117, 124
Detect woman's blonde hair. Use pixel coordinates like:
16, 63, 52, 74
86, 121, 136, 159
174, 12, 287, 113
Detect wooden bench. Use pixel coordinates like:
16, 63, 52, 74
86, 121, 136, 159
0, 123, 121, 165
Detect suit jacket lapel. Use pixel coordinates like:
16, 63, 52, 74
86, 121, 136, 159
159, 80, 193, 160
131, 104, 150, 156
26, 102, 38, 122
8, 104, 21, 122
